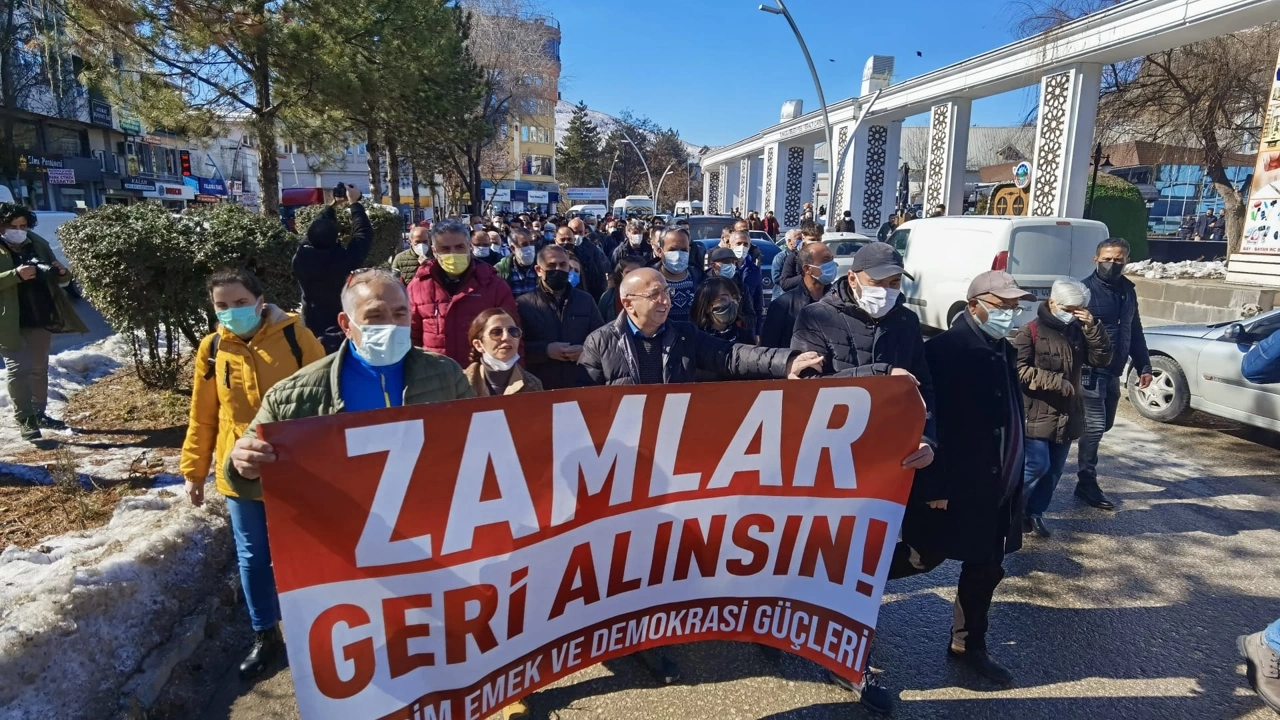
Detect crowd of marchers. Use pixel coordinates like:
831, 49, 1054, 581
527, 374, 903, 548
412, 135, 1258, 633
6, 189, 1280, 718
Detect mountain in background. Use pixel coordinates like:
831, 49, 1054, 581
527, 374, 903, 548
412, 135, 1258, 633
554, 100, 705, 159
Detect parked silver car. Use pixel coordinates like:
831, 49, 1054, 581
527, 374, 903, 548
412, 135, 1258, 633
1128, 309, 1280, 431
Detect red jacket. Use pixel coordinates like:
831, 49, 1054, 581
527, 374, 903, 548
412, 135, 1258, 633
408, 259, 519, 366
762, 215, 780, 237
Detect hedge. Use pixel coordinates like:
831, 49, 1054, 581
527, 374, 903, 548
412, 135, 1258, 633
1087, 173, 1149, 261
292, 202, 403, 269
59, 201, 305, 388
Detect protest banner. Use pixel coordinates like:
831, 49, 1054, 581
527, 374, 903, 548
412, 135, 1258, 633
258, 376, 925, 720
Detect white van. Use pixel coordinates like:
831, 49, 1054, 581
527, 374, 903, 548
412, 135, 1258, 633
675, 200, 703, 216
888, 216, 1109, 332
568, 203, 608, 219
613, 196, 654, 218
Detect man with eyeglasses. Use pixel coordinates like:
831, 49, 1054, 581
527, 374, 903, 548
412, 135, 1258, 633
517, 245, 605, 390
225, 267, 473, 494
886, 270, 1036, 697
578, 267, 823, 386
495, 227, 540, 297
408, 219, 519, 367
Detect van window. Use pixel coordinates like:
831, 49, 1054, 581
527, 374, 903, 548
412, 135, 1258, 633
889, 229, 910, 252
1008, 226, 1073, 276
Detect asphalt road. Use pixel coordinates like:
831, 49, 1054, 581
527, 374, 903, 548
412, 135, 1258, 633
199, 401, 1280, 720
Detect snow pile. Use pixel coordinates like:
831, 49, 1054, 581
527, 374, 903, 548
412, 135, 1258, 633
1125, 259, 1227, 280
0, 334, 188, 485
0, 488, 231, 720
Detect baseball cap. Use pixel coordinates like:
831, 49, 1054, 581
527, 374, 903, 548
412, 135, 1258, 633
707, 247, 737, 264
967, 271, 1035, 302
850, 242, 913, 281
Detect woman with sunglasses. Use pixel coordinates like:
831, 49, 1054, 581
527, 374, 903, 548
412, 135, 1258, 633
464, 308, 543, 397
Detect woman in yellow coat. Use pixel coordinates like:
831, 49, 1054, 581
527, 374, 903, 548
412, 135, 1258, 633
179, 268, 325, 680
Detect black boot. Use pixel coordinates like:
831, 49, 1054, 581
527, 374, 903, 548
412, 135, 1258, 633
17, 416, 41, 442
947, 645, 1013, 686
239, 626, 283, 680
1074, 483, 1115, 511
828, 670, 894, 715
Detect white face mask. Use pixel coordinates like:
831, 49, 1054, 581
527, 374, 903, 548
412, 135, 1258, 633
854, 280, 900, 319
732, 245, 748, 260
663, 250, 689, 274
3, 228, 27, 245
514, 245, 536, 266
482, 351, 520, 372
412, 244, 428, 258
353, 324, 412, 367
628, 234, 644, 247
472, 245, 492, 258
1052, 307, 1076, 325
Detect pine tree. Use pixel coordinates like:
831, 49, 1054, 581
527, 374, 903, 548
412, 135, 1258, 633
556, 101, 605, 188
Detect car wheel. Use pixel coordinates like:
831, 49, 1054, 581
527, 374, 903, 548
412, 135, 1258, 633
1127, 355, 1190, 422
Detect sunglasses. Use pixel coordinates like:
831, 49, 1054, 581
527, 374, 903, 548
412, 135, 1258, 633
487, 326, 523, 340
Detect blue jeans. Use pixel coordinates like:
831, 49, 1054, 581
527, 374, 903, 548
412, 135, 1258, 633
1023, 438, 1071, 516
1076, 367, 1121, 489
226, 495, 280, 632
1266, 618, 1280, 654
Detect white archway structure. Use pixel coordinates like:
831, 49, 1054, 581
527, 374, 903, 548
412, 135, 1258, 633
701, 0, 1280, 229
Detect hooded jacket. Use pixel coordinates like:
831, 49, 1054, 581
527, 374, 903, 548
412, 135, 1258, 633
180, 305, 326, 497
0, 230, 88, 352
292, 202, 373, 352
408, 257, 519, 367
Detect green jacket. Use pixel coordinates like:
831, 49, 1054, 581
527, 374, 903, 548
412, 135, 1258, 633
391, 249, 424, 284
224, 340, 475, 499
0, 230, 88, 352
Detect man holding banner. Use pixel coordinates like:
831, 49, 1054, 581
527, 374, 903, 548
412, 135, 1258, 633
225, 268, 475, 493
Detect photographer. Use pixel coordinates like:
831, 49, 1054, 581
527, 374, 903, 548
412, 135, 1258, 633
293, 184, 373, 354
0, 202, 88, 441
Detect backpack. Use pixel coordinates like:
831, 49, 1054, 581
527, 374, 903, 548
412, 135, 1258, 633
203, 324, 305, 383
1028, 319, 1039, 346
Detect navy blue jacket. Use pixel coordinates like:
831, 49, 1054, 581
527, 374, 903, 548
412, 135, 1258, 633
1083, 271, 1151, 376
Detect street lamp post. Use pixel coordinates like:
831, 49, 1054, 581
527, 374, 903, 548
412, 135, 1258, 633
603, 151, 620, 204
620, 130, 656, 212
653, 164, 676, 213
1085, 142, 1113, 219
760, 0, 834, 229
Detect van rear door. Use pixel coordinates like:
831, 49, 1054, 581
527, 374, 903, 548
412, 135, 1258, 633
1007, 222, 1076, 300
1070, 222, 1108, 279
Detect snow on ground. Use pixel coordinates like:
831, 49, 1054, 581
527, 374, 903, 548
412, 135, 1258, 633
0, 334, 183, 485
1125, 258, 1227, 280
0, 489, 230, 720
0, 333, 232, 719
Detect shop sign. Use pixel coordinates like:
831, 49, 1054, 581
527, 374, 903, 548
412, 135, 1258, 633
198, 177, 228, 195
120, 116, 143, 134
18, 154, 64, 172
527, 190, 549, 203
1013, 162, 1032, 190
90, 100, 114, 128
195, 194, 222, 203
122, 176, 156, 192
47, 169, 76, 185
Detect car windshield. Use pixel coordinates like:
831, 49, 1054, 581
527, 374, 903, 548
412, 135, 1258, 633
824, 239, 868, 257
686, 218, 736, 240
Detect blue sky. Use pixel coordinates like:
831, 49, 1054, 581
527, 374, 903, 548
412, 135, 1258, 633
543, 0, 1043, 146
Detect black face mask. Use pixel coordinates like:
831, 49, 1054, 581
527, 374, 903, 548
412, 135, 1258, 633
1096, 260, 1125, 283
543, 268, 570, 292
711, 301, 739, 324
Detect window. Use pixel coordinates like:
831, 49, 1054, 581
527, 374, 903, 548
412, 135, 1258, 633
46, 125, 83, 156
889, 229, 910, 252
1011, 195, 1026, 216
521, 126, 552, 144
994, 196, 1009, 215
521, 154, 552, 176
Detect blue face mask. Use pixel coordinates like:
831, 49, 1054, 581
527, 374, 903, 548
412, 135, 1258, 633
568, 269, 581, 288
216, 304, 262, 336
718, 264, 737, 279
978, 302, 1015, 339
815, 260, 839, 286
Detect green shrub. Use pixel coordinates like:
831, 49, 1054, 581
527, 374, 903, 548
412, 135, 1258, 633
293, 202, 403, 267
59, 203, 205, 388
1088, 174, 1149, 261
60, 201, 306, 389
179, 203, 300, 311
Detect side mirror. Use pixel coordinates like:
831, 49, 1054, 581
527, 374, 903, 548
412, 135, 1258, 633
1223, 323, 1249, 344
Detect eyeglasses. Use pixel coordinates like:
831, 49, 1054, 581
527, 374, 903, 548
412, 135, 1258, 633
486, 326, 523, 340
980, 298, 1025, 315
624, 289, 671, 302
